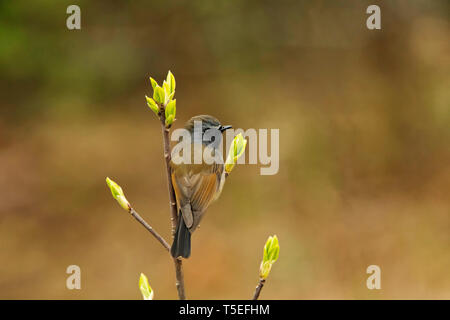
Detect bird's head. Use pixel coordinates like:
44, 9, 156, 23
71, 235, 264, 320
185, 115, 232, 146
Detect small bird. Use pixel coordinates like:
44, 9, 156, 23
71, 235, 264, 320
170, 115, 232, 258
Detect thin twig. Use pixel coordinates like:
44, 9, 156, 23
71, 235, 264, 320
173, 258, 186, 300
158, 108, 186, 300
129, 205, 186, 299
130, 208, 170, 251
252, 279, 266, 300
159, 115, 179, 234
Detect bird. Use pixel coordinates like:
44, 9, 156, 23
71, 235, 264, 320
170, 115, 232, 258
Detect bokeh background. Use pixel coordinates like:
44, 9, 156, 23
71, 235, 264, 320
0, 0, 449, 299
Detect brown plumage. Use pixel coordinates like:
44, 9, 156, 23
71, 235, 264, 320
170, 115, 231, 258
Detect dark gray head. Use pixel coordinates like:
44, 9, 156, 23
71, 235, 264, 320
184, 115, 232, 146
185, 115, 231, 133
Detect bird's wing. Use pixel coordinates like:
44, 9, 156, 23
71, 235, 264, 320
189, 172, 220, 212
171, 162, 222, 231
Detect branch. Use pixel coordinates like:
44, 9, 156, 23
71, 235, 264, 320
129, 198, 186, 300
131, 208, 185, 299
252, 278, 265, 300
158, 108, 186, 300
106, 178, 170, 251
159, 115, 179, 233
130, 208, 170, 251
173, 258, 186, 299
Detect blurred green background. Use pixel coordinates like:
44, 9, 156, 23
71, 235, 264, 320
0, 0, 449, 299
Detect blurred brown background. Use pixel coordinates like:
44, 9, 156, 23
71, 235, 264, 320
0, 0, 449, 299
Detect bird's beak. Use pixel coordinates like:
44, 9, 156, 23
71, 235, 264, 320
219, 125, 232, 132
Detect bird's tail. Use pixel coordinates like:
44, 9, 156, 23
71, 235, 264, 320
170, 212, 191, 258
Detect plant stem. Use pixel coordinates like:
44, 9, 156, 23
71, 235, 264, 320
158, 110, 186, 300
173, 258, 186, 300
159, 116, 179, 233
130, 208, 170, 251
252, 278, 265, 300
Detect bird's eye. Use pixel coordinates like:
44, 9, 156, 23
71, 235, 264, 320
210, 136, 216, 142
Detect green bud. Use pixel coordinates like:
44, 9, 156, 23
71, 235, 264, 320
145, 95, 159, 115
163, 81, 173, 105
139, 273, 154, 300
263, 235, 279, 262
259, 235, 280, 279
166, 91, 175, 104
165, 99, 176, 127
225, 133, 247, 174
116, 195, 131, 212
149, 77, 158, 90
106, 177, 131, 212
153, 85, 165, 105
165, 115, 174, 127
148, 72, 175, 106
259, 261, 273, 280
166, 70, 176, 95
